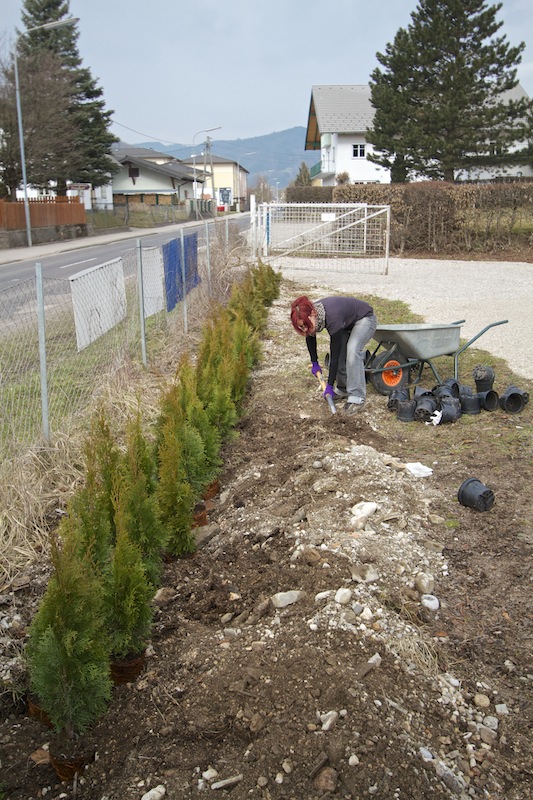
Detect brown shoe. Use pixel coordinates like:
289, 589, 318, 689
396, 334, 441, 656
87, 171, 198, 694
343, 401, 365, 416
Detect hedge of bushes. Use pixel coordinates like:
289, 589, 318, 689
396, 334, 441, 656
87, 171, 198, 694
26, 261, 282, 738
287, 181, 533, 255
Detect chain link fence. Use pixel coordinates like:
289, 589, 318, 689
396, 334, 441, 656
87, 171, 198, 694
0, 217, 250, 464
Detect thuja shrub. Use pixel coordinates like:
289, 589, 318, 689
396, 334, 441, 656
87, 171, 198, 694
103, 479, 154, 660
27, 530, 112, 736
120, 411, 168, 586
155, 417, 196, 557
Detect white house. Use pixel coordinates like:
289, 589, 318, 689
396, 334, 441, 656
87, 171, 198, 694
305, 85, 389, 186
305, 83, 533, 185
110, 145, 201, 205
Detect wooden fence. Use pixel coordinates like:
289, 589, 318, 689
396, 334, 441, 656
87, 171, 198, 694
0, 197, 86, 230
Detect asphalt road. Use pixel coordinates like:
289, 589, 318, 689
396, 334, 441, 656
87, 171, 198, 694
0, 215, 250, 288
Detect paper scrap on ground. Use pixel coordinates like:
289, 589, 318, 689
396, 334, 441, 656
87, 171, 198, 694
405, 462, 433, 477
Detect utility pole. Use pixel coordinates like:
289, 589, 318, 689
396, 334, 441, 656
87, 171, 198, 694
205, 136, 217, 217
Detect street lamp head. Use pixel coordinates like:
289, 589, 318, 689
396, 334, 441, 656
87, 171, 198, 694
24, 17, 79, 35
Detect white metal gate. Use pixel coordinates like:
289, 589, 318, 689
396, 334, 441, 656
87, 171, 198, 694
252, 202, 390, 276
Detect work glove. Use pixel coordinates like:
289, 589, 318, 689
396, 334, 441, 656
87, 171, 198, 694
323, 383, 335, 399
311, 361, 322, 377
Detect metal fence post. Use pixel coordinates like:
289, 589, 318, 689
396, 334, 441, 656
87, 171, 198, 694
180, 228, 188, 334
35, 263, 50, 442
205, 220, 212, 295
136, 239, 147, 366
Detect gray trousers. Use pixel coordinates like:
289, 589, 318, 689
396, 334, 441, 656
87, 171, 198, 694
337, 314, 377, 404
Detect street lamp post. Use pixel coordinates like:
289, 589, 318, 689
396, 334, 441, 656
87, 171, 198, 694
14, 17, 79, 247
192, 127, 221, 219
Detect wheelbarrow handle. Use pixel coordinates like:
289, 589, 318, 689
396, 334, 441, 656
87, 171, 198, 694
453, 319, 509, 379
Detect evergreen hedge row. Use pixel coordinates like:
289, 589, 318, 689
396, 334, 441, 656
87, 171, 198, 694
27, 261, 282, 737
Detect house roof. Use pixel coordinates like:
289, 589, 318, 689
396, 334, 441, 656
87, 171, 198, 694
305, 85, 374, 150
112, 144, 173, 161
117, 155, 203, 183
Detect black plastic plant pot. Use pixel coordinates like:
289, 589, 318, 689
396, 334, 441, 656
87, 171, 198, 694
415, 396, 438, 422
443, 378, 460, 398
460, 393, 481, 415
506, 386, 529, 405
414, 386, 434, 399
459, 385, 473, 397
458, 477, 495, 512
387, 387, 410, 411
433, 384, 455, 401
477, 390, 499, 412
473, 365, 495, 393
499, 388, 526, 414
397, 399, 416, 422
439, 402, 462, 423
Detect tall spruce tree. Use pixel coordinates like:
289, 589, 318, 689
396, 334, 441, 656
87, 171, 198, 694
366, 0, 533, 182
18, 0, 117, 193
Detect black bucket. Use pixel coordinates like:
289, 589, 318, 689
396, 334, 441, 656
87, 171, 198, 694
397, 399, 417, 422
473, 365, 495, 393
458, 477, 495, 512
477, 389, 499, 412
460, 393, 481, 415
443, 378, 460, 398
499, 387, 526, 414
387, 387, 410, 411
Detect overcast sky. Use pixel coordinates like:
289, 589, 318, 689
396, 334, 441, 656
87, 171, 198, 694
2, 0, 532, 148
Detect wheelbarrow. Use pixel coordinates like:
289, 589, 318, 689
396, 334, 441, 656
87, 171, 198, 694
366, 319, 509, 395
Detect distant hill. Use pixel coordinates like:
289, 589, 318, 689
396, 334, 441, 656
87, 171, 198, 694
123, 127, 317, 188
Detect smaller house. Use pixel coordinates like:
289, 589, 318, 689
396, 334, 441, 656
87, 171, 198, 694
181, 154, 250, 211
110, 145, 203, 207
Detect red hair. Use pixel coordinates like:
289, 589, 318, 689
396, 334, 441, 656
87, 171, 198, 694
290, 296, 315, 335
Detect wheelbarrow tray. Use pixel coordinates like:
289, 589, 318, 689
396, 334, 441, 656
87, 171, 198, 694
374, 323, 462, 360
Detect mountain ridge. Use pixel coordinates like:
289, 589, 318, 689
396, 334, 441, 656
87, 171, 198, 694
121, 126, 317, 188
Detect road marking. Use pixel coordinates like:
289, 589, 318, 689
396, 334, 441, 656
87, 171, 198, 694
60, 258, 97, 269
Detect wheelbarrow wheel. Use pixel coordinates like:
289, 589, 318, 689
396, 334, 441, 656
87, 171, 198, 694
370, 350, 410, 396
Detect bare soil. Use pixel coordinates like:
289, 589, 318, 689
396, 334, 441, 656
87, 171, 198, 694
1, 279, 532, 800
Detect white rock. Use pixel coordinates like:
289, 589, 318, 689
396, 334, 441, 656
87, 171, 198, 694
202, 767, 218, 781
140, 787, 166, 800
495, 703, 509, 715
421, 594, 440, 611
360, 606, 373, 621
334, 588, 352, 605
348, 754, 360, 766
271, 590, 306, 609
320, 710, 339, 730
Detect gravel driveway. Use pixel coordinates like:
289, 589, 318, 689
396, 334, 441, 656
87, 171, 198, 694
279, 257, 533, 380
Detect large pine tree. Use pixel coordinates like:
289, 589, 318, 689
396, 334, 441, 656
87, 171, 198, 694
18, 0, 117, 193
366, 0, 533, 182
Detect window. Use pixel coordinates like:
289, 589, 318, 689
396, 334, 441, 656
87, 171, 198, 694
352, 144, 366, 158
128, 166, 140, 179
